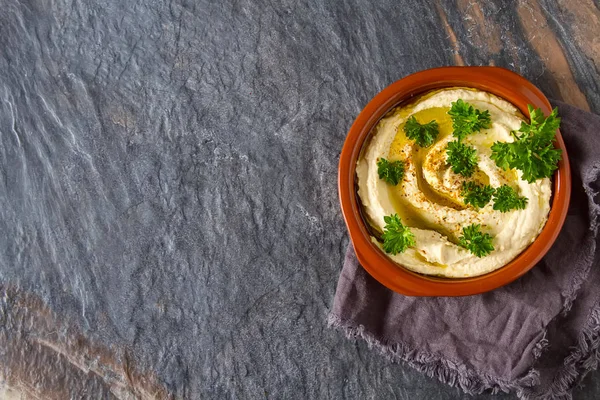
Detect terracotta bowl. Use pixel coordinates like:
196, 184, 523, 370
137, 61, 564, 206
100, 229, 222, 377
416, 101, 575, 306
338, 66, 571, 296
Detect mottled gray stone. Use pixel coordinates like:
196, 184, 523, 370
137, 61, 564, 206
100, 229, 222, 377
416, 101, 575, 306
0, 0, 598, 398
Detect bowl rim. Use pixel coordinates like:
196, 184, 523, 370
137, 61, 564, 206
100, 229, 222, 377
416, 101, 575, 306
338, 66, 571, 296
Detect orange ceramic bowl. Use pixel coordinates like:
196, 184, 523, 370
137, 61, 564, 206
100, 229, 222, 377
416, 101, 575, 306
339, 66, 571, 296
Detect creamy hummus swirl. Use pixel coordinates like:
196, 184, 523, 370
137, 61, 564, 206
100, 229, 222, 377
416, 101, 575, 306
356, 88, 551, 278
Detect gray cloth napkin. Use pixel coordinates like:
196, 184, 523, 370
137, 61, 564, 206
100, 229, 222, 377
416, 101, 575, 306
329, 100, 600, 399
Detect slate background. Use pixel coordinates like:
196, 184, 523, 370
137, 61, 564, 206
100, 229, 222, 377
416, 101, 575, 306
0, 0, 599, 398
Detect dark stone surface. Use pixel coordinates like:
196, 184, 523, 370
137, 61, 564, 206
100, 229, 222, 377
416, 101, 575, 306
0, 0, 598, 398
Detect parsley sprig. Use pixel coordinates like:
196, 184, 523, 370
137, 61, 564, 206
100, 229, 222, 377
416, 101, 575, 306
458, 224, 494, 257
404, 116, 439, 147
446, 141, 478, 177
461, 182, 495, 209
382, 214, 415, 255
448, 99, 492, 141
445, 99, 491, 177
491, 106, 562, 183
377, 158, 405, 185
493, 185, 528, 212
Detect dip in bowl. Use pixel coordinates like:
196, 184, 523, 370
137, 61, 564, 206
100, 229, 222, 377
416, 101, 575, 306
339, 67, 570, 296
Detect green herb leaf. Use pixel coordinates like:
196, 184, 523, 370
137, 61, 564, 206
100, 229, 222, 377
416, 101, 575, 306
458, 224, 494, 257
382, 214, 416, 255
403, 115, 440, 147
489, 141, 513, 170
490, 106, 562, 183
492, 184, 528, 212
461, 182, 495, 209
448, 99, 492, 141
377, 158, 405, 185
446, 141, 478, 177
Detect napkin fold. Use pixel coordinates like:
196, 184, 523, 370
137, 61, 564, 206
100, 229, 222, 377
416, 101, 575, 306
329, 100, 600, 399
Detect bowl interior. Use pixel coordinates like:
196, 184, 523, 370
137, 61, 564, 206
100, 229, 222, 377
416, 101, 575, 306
339, 66, 571, 296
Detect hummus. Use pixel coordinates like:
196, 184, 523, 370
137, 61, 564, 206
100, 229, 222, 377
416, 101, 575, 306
356, 88, 551, 278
